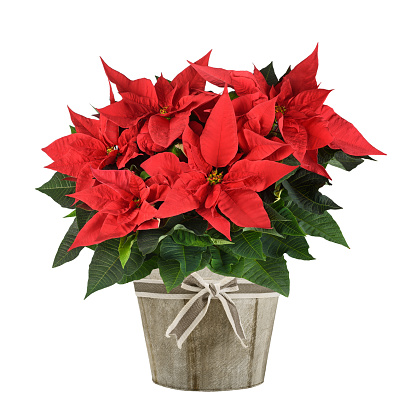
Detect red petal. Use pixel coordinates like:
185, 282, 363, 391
188, 62, 260, 96
42, 133, 82, 161
300, 150, 331, 179
155, 74, 174, 107
69, 136, 107, 158
75, 164, 98, 193
156, 187, 200, 218
279, 116, 308, 161
218, 189, 271, 229
146, 183, 170, 203
69, 183, 128, 212
290, 89, 331, 113
70, 212, 134, 250
242, 129, 285, 161
137, 219, 160, 230
232, 93, 260, 117
322, 105, 385, 156
100, 58, 158, 103
182, 124, 211, 174
301, 117, 334, 150
265, 138, 294, 161
200, 85, 238, 167
172, 50, 212, 92
205, 184, 221, 209
46, 149, 98, 178
284, 44, 319, 95
68, 107, 100, 138
141, 152, 189, 185
91, 169, 135, 200
243, 97, 278, 135
136, 120, 166, 155
98, 100, 143, 128
148, 112, 190, 148
228, 159, 296, 192
196, 206, 231, 240
253, 65, 271, 96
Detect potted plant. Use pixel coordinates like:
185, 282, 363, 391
37, 45, 384, 391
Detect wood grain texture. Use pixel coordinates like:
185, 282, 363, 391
136, 270, 279, 391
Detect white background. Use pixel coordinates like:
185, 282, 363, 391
1, 1, 414, 415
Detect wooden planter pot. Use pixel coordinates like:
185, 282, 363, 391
134, 268, 279, 391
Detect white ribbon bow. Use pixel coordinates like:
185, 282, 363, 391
165, 273, 247, 349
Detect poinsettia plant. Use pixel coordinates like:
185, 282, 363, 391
37, 46, 384, 298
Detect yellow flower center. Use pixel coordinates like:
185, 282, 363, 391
207, 170, 223, 185
160, 106, 169, 114
275, 105, 287, 114
133, 198, 141, 207
106, 146, 116, 154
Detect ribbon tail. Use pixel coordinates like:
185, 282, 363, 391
165, 290, 211, 349
218, 293, 248, 348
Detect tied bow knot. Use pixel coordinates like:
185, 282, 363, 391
165, 273, 248, 349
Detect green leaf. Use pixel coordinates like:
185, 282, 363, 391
210, 238, 234, 245
177, 217, 208, 235
242, 257, 290, 296
263, 202, 289, 222
282, 168, 342, 214
136, 228, 166, 255
69, 125, 76, 134
199, 250, 212, 270
36, 172, 76, 208
229, 91, 239, 100
208, 246, 240, 275
261, 233, 314, 261
329, 151, 364, 171
76, 208, 96, 230
318, 146, 337, 166
271, 199, 306, 236
279, 154, 301, 166
260, 62, 278, 86
64, 210, 76, 218
158, 258, 186, 292
123, 242, 145, 275
171, 229, 213, 247
118, 235, 137, 268
118, 256, 158, 284
86, 239, 124, 298
243, 227, 283, 237
288, 202, 349, 248
228, 231, 265, 260
139, 170, 150, 180
53, 219, 83, 268
159, 236, 205, 275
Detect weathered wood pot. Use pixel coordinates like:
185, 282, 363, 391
134, 268, 279, 391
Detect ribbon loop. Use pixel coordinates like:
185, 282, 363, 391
165, 273, 247, 349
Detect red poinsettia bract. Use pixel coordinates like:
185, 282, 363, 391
68, 169, 168, 250
42, 108, 140, 192
141, 87, 296, 239
98, 52, 217, 151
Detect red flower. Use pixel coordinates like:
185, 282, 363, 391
141, 87, 296, 239
68, 169, 168, 250
42, 108, 140, 192
98, 52, 217, 150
